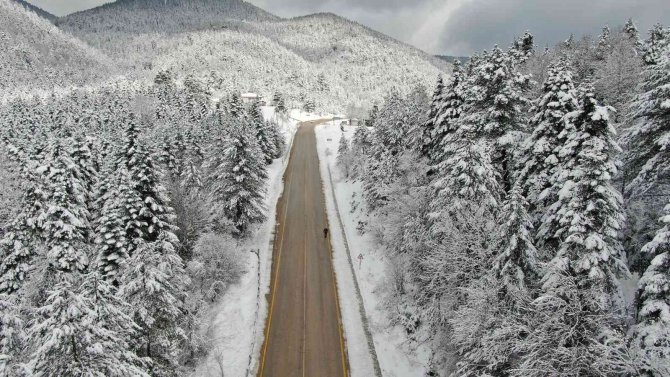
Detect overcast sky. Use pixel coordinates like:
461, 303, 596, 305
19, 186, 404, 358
28, 0, 670, 56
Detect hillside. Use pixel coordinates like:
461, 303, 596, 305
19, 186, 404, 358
11, 0, 55, 22
58, 0, 278, 37
57, 0, 449, 112
0, 0, 115, 95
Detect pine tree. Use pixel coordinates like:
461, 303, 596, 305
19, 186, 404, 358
630, 199, 670, 375
511, 31, 535, 62
317, 73, 329, 92
643, 24, 669, 66
227, 93, 244, 118
303, 99, 316, 113
624, 18, 642, 50
595, 25, 612, 60
365, 104, 379, 128
337, 134, 351, 178
181, 128, 204, 190
266, 120, 285, 159
0, 144, 47, 293
404, 84, 430, 153
538, 85, 627, 290
431, 136, 502, 214
430, 61, 465, 169
94, 169, 130, 280
517, 60, 578, 220
118, 121, 175, 250
422, 75, 444, 159
118, 234, 187, 376
29, 271, 149, 377
249, 101, 277, 164
42, 138, 91, 273
623, 44, 670, 198
213, 120, 267, 236
458, 46, 531, 192
0, 293, 26, 374
494, 185, 540, 288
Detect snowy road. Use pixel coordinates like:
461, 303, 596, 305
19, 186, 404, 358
258, 120, 349, 377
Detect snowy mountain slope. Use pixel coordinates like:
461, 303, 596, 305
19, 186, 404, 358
0, 0, 115, 94
55, 0, 448, 112
58, 0, 278, 37
11, 0, 55, 22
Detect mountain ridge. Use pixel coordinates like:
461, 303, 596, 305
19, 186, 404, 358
11, 0, 55, 22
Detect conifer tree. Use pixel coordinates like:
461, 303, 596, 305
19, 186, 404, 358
249, 101, 277, 164
458, 46, 530, 192
494, 185, 540, 288
623, 44, 670, 198
521, 93, 631, 377
595, 25, 612, 60
41, 138, 91, 273
643, 24, 669, 66
624, 18, 640, 42
227, 93, 244, 118
118, 234, 187, 375
0, 293, 26, 374
213, 120, 267, 236
95, 169, 131, 280
303, 99, 316, 113
422, 75, 444, 159
118, 121, 175, 250
337, 134, 351, 178
517, 60, 578, 219
430, 60, 465, 169
29, 271, 149, 377
630, 199, 670, 375
538, 85, 626, 290
0, 142, 47, 293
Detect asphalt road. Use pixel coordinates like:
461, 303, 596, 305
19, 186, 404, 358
258, 120, 348, 377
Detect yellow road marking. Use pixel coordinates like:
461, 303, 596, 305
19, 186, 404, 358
302, 163, 308, 377
323, 173, 349, 376
258, 137, 295, 377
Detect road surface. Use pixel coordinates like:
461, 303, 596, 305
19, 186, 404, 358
258, 120, 348, 377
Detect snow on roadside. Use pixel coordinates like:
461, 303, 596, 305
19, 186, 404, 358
193, 107, 299, 377
315, 121, 431, 377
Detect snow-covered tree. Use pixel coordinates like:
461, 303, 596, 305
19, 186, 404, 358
422, 75, 444, 159
303, 98, 316, 113
226, 92, 244, 118
623, 44, 670, 198
429, 60, 464, 169
0, 293, 26, 374
118, 234, 188, 376
336, 134, 351, 178
510, 30, 535, 62
494, 185, 540, 288
29, 271, 149, 377
212, 119, 267, 236
595, 25, 612, 61
118, 121, 175, 250
643, 24, 669, 66
248, 102, 278, 164
538, 85, 627, 292
94, 169, 131, 280
630, 199, 670, 376
41, 138, 91, 273
458, 46, 531, 192
517, 60, 578, 219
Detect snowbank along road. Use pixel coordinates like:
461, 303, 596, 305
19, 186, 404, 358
258, 120, 349, 377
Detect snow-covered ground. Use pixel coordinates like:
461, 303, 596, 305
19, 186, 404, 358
193, 107, 299, 377
315, 122, 432, 377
